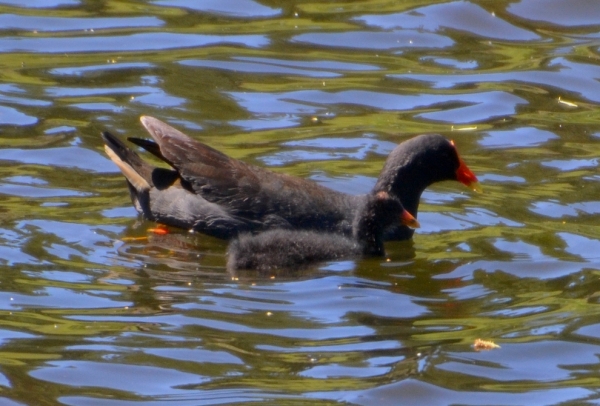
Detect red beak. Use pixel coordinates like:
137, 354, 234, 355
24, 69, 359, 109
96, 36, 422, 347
451, 140, 481, 192
456, 157, 481, 192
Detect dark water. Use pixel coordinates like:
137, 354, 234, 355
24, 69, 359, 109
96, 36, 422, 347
1, 0, 600, 404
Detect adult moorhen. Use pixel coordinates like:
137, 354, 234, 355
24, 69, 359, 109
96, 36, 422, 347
227, 191, 418, 270
102, 116, 478, 240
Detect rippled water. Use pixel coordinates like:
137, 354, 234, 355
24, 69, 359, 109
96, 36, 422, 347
1, 0, 600, 404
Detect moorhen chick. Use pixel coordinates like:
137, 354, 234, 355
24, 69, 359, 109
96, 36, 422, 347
227, 191, 419, 270
103, 116, 478, 240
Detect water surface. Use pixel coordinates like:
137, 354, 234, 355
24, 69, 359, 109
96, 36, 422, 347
0, 0, 600, 404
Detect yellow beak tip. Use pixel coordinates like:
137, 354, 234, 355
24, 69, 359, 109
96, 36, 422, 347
470, 182, 483, 193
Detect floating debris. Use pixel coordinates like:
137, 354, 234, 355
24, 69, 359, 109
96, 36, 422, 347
474, 338, 501, 351
558, 97, 577, 107
451, 126, 478, 131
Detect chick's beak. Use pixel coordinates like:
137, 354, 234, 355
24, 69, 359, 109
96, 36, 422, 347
400, 209, 420, 229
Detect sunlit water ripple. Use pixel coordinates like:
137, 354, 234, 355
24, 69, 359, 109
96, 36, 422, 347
0, 0, 599, 404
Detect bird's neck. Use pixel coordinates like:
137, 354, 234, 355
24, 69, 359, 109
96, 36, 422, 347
374, 164, 430, 217
354, 214, 385, 256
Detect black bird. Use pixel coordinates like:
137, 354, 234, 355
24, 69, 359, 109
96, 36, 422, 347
103, 116, 478, 240
227, 191, 419, 270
